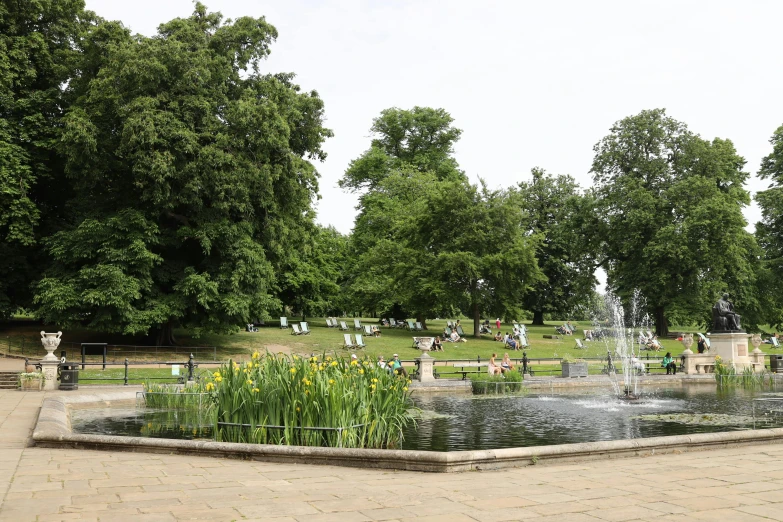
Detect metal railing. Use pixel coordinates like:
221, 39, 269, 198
26, 354, 220, 385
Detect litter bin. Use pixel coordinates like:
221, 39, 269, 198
770, 355, 783, 373
59, 363, 79, 390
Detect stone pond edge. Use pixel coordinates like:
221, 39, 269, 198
32, 390, 783, 473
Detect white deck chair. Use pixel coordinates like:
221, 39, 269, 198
343, 334, 355, 348
280, 317, 288, 329
363, 325, 373, 336
291, 324, 302, 335
697, 333, 711, 348
300, 322, 311, 335
415, 321, 423, 331
772, 337, 780, 348
355, 334, 366, 348
325, 318, 334, 328
389, 318, 397, 328
354, 318, 362, 330
406, 320, 415, 330
339, 321, 349, 331
575, 339, 586, 350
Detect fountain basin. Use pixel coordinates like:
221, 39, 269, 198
34, 387, 783, 473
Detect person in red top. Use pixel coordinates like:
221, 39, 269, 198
496, 318, 501, 330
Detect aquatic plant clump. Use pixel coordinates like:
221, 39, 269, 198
714, 357, 773, 388
470, 371, 524, 394
141, 382, 213, 412
206, 353, 415, 448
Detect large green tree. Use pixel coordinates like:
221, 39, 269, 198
342, 107, 542, 333
518, 168, 597, 325
755, 124, 783, 327
341, 107, 467, 325
411, 178, 542, 337
0, 0, 92, 317
591, 109, 759, 335
34, 4, 331, 343
277, 225, 347, 321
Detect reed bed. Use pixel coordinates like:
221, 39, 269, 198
141, 381, 212, 412
207, 352, 415, 448
470, 371, 524, 394
714, 356, 774, 388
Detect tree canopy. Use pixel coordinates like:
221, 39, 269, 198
0, 0, 92, 317
754, 124, 783, 328
517, 168, 597, 325
591, 109, 759, 335
33, 4, 331, 343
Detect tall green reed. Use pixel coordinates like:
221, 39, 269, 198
208, 352, 415, 448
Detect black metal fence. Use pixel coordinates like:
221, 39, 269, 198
26, 355, 220, 386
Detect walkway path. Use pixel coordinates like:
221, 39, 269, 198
2, 389, 783, 521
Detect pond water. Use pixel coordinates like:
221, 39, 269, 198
70, 384, 783, 451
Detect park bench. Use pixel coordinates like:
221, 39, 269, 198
452, 362, 489, 380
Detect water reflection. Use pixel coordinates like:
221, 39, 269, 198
401, 385, 783, 451
71, 384, 783, 452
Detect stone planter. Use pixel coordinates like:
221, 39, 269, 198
19, 375, 44, 391
561, 361, 588, 378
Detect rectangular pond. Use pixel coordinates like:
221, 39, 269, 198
70, 384, 783, 451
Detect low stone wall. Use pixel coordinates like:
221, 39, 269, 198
32, 391, 783, 473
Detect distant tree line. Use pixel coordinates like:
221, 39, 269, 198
2, 2, 782, 339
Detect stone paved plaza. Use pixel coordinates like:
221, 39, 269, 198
4, 387, 783, 521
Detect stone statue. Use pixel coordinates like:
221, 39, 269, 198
712, 293, 742, 332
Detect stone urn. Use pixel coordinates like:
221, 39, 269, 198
41, 331, 62, 361
751, 334, 763, 353
681, 333, 694, 355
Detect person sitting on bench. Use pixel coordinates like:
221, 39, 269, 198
488, 353, 503, 375
390, 354, 408, 377
501, 353, 514, 372
662, 352, 677, 375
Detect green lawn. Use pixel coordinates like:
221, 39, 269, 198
3, 317, 780, 372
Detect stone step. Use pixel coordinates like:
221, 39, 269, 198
0, 372, 21, 388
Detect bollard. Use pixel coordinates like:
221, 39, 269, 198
124, 358, 129, 386
187, 353, 195, 382
477, 355, 481, 363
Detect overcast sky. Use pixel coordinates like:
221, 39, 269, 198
85, 0, 783, 237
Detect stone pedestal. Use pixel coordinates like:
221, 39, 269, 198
39, 360, 59, 391
39, 331, 63, 391
710, 332, 759, 372
416, 353, 435, 382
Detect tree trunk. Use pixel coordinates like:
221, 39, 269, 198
655, 306, 669, 337
532, 310, 545, 326
473, 301, 481, 338
416, 315, 427, 330
155, 320, 177, 346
